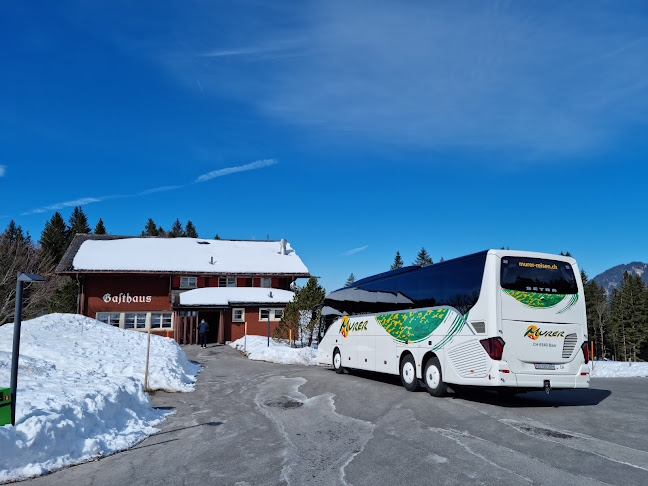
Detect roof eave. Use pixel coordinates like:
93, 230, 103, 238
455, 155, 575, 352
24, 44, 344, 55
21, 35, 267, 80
57, 270, 311, 278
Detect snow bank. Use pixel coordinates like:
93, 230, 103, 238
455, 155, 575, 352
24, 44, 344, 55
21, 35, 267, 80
229, 335, 317, 366
590, 360, 648, 378
0, 313, 200, 483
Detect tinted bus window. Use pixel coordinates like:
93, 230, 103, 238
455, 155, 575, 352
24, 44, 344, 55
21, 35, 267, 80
325, 251, 488, 315
442, 254, 486, 314
501, 257, 577, 294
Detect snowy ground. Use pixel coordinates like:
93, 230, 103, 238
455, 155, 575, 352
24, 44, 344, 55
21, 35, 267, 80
229, 335, 318, 366
590, 360, 648, 378
0, 313, 200, 483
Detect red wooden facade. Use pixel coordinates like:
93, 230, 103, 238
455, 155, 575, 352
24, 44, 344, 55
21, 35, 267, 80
76, 273, 297, 344
57, 235, 309, 345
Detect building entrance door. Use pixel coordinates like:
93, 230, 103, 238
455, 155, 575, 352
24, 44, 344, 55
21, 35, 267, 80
199, 311, 221, 344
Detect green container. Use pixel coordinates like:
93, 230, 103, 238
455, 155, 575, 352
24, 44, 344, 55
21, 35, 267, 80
0, 387, 11, 426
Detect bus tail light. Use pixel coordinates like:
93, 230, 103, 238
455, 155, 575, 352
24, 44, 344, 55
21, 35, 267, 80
581, 341, 589, 364
480, 337, 505, 360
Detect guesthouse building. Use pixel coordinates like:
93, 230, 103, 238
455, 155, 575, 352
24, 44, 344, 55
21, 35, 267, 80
56, 235, 310, 344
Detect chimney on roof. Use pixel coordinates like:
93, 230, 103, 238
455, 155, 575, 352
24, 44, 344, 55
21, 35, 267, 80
210, 256, 214, 265
280, 239, 287, 255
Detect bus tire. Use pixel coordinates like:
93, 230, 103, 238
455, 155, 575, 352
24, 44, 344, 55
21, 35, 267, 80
400, 354, 419, 391
423, 357, 446, 397
333, 349, 344, 374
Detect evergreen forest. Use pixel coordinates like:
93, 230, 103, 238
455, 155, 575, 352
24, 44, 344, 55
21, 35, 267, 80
0, 210, 200, 325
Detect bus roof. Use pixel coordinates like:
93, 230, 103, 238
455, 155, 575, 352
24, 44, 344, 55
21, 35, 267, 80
333, 250, 490, 295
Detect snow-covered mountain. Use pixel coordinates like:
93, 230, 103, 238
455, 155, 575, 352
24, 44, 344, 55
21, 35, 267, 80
592, 262, 648, 297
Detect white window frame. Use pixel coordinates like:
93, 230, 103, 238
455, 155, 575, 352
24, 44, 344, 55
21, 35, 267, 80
180, 276, 197, 288
232, 308, 245, 322
124, 312, 147, 330
95, 311, 173, 331
261, 277, 272, 288
96, 312, 122, 327
259, 308, 283, 322
219, 276, 237, 287
150, 312, 173, 329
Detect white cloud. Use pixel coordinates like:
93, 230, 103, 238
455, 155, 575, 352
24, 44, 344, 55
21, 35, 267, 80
138, 185, 184, 195
19, 159, 278, 217
342, 245, 368, 256
195, 159, 277, 183
162, 1, 648, 156
0, 165, 5, 177
22, 197, 106, 216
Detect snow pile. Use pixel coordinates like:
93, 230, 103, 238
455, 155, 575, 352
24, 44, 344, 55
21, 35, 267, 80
0, 314, 200, 483
229, 335, 317, 366
590, 360, 648, 378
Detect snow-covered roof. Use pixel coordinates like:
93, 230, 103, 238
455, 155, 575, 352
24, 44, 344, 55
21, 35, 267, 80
179, 287, 295, 306
64, 236, 309, 275
325, 288, 413, 305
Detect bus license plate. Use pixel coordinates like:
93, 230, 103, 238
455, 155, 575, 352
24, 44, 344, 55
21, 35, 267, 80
534, 364, 555, 370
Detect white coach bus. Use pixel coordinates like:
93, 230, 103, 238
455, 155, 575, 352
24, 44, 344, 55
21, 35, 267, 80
317, 250, 590, 396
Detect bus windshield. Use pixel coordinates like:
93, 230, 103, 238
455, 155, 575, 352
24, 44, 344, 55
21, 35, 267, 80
500, 256, 578, 294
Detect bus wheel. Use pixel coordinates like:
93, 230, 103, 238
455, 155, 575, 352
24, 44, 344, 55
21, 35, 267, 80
400, 354, 419, 391
333, 349, 344, 374
424, 357, 446, 397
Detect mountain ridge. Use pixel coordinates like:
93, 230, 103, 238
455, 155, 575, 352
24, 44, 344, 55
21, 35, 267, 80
592, 261, 648, 297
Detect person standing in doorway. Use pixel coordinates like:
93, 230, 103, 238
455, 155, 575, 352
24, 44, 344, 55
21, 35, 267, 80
198, 318, 209, 348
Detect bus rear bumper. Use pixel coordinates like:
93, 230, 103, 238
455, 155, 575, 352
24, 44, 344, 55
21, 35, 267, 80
511, 370, 590, 389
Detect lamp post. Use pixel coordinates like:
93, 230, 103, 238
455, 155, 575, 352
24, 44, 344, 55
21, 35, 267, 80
10, 272, 46, 426
266, 308, 271, 347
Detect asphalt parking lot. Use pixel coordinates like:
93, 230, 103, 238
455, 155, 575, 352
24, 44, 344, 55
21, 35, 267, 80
24, 345, 648, 486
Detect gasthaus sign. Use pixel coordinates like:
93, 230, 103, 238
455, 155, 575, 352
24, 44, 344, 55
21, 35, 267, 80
102, 293, 152, 304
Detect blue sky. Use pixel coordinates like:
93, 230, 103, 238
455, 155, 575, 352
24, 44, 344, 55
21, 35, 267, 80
1, 0, 647, 293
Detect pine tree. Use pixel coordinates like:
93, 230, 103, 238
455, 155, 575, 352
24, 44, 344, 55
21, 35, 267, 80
300, 277, 326, 310
94, 218, 106, 235
390, 251, 404, 270
169, 219, 185, 238
413, 247, 433, 266
40, 212, 68, 263
345, 273, 356, 287
273, 277, 325, 346
142, 218, 160, 236
1, 221, 51, 325
609, 272, 648, 361
48, 278, 79, 314
3, 220, 28, 243
67, 206, 91, 248
583, 269, 609, 359
185, 221, 198, 238
439, 257, 445, 262
214, 234, 221, 240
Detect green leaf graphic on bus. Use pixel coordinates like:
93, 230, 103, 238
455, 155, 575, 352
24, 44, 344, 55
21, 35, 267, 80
502, 289, 578, 313
557, 294, 579, 314
502, 289, 566, 308
375, 308, 449, 343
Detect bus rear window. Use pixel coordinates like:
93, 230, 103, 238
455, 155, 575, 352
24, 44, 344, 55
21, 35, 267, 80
500, 257, 578, 294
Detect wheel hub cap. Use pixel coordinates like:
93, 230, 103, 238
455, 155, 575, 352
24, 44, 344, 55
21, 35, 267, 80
427, 366, 440, 388
403, 362, 415, 383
